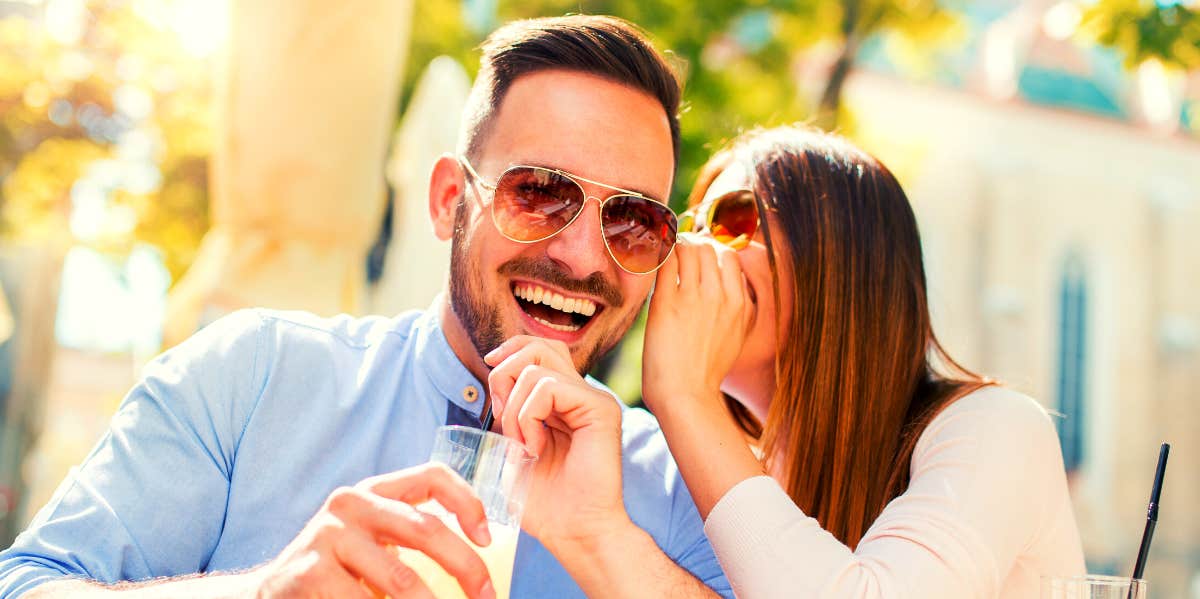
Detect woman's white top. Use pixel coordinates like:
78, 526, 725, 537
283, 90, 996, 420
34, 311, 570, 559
703, 387, 1086, 598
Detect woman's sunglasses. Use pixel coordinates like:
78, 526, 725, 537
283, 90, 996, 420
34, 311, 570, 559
678, 189, 760, 250
460, 157, 679, 274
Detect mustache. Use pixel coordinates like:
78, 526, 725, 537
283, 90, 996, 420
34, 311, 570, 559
498, 257, 624, 308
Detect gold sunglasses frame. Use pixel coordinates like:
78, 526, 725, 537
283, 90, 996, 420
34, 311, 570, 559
459, 156, 679, 275
679, 188, 760, 250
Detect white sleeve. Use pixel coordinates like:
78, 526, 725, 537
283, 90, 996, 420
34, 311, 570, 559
702, 388, 1083, 599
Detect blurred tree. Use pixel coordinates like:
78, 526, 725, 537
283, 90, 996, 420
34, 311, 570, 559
0, 2, 213, 282
400, 0, 963, 209
809, 0, 963, 128
1082, 0, 1200, 70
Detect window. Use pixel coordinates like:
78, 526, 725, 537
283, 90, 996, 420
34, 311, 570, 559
1055, 252, 1088, 472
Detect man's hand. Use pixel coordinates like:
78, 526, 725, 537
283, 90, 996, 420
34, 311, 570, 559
252, 463, 496, 599
483, 336, 722, 599
484, 336, 628, 548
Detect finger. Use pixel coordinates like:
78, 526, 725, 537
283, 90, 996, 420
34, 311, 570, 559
516, 374, 616, 451
500, 369, 525, 448
335, 529, 435, 599
322, 566, 377, 599
516, 378, 565, 457
498, 364, 549, 449
506, 365, 565, 456
674, 235, 699, 291
353, 499, 493, 599
651, 250, 679, 306
483, 335, 528, 367
695, 242, 719, 289
361, 464, 491, 547
487, 342, 575, 418
483, 334, 569, 367
716, 246, 747, 305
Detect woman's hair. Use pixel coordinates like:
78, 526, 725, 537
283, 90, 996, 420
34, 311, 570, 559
689, 126, 990, 548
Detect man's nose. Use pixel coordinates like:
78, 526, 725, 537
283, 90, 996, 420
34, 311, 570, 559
543, 197, 612, 278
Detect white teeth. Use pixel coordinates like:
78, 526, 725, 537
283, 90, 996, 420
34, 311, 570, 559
533, 316, 582, 332
511, 283, 599, 318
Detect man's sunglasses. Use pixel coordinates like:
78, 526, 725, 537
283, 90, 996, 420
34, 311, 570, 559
678, 189, 760, 250
460, 157, 679, 274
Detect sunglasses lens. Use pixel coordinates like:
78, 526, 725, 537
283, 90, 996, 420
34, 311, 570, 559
602, 196, 678, 274
709, 190, 758, 248
492, 167, 585, 241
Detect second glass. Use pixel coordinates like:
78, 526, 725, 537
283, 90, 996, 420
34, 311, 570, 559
1042, 575, 1148, 599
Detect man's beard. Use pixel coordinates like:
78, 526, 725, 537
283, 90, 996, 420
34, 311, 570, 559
447, 204, 636, 375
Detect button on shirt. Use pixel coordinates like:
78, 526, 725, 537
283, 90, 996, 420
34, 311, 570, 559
0, 307, 732, 598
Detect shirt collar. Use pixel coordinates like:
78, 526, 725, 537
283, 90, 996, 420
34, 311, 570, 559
412, 298, 487, 420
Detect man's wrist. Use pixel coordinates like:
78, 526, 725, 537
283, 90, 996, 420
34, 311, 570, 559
541, 515, 661, 589
539, 511, 642, 562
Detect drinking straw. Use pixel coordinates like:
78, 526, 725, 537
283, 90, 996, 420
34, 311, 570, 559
480, 404, 495, 432
1127, 443, 1170, 598
462, 403, 495, 484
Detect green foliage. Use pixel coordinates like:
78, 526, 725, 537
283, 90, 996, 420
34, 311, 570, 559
400, 0, 964, 208
1082, 0, 1200, 70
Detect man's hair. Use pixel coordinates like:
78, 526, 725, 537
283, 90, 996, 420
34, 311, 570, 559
458, 15, 682, 165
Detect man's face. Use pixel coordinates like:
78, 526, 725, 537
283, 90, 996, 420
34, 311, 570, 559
449, 70, 675, 374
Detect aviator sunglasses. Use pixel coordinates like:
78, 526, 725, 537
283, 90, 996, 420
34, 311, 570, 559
460, 157, 679, 274
678, 188, 760, 250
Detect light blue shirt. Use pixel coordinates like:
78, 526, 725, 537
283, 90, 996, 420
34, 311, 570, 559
0, 307, 731, 597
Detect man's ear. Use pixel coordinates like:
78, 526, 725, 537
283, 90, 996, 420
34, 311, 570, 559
429, 154, 465, 241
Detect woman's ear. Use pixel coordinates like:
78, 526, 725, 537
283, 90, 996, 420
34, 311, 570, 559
429, 154, 466, 241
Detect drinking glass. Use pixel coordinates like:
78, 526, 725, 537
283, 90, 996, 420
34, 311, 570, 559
1042, 575, 1148, 599
398, 426, 537, 599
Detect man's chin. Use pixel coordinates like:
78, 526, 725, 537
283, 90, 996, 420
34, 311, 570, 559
498, 321, 607, 376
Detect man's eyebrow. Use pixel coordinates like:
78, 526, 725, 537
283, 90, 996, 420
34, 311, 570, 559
518, 161, 664, 200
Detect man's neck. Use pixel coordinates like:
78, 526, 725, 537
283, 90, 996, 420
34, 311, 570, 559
436, 293, 491, 383
436, 293, 500, 431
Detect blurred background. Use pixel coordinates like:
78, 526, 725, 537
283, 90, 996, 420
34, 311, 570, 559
0, 0, 1197, 594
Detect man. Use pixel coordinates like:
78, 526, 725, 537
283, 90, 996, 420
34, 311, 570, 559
0, 15, 733, 599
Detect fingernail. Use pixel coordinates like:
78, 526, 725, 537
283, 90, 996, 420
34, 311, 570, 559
480, 579, 496, 599
475, 522, 492, 546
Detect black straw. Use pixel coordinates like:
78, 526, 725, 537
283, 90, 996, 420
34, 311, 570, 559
1128, 442, 1170, 597
480, 406, 494, 432
462, 409, 494, 484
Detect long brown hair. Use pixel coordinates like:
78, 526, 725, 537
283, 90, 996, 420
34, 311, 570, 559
690, 127, 990, 548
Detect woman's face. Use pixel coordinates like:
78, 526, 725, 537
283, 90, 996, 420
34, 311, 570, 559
696, 163, 792, 421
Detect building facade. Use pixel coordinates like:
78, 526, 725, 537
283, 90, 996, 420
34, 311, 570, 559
848, 70, 1199, 596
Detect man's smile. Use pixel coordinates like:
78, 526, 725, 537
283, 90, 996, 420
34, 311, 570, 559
510, 279, 605, 337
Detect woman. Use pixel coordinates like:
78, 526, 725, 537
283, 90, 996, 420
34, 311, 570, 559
643, 126, 1085, 598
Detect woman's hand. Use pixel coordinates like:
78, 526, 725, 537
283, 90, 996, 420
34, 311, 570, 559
642, 233, 755, 415
641, 234, 765, 519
